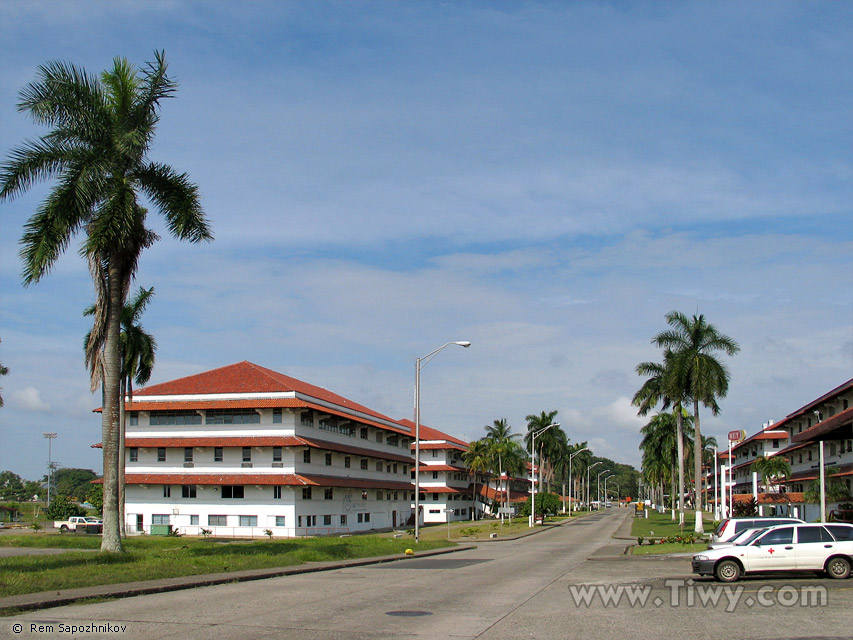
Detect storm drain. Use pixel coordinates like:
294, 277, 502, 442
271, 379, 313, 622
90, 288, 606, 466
385, 611, 433, 617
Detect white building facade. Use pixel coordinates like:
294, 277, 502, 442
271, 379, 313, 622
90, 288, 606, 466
118, 362, 415, 537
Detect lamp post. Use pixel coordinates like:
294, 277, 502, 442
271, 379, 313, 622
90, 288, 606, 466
587, 461, 602, 510
568, 447, 588, 513
414, 341, 470, 543
43, 433, 57, 507
529, 423, 559, 527
603, 474, 615, 507
597, 469, 610, 510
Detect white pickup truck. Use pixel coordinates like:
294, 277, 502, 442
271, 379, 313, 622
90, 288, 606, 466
54, 516, 103, 532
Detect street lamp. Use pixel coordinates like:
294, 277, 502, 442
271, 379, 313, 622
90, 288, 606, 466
587, 461, 602, 510
414, 341, 471, 543
529, 423, 559, 526
603, 474, 615, 508
43, 433, 57, 507
597, 469, 610, 510
568, 447, 588, 513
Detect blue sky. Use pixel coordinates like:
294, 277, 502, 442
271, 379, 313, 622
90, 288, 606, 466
1, 1, 851, 482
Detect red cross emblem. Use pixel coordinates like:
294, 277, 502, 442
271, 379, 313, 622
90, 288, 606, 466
767, 548, 775, 554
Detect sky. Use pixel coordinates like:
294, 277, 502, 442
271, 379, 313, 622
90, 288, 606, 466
0, 1, 851, 483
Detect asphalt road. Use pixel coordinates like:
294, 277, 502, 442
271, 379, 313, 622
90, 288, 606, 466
4, 510, 851, 640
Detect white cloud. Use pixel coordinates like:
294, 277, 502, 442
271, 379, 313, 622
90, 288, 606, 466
12, 387, 51, 412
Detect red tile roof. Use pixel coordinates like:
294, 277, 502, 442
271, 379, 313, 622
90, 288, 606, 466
398, 420, 469, 449
132, 361, 409, 433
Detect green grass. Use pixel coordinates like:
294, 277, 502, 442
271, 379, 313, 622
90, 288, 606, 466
631, 509, 713, 539
631, 542, 708, 556
0, 534, 454, 598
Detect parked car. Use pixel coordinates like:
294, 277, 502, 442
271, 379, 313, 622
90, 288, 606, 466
54, 516, 103, 532
711, 516, 804, 544
708, 526, 771, 550
693, 522, 853, 582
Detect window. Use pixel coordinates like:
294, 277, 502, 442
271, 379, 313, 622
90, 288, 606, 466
239, 515, 258, 527
299, 515, 316, 527
773, 440, 780, 449
432, 493, 439, 501
302, 487, 312, 500
181, 485, 196, 499
242, 447, 252, 462
129, 412, 138, 426
152, 514, 170, 525
376, 432, 384, 444
206, 409, 260, 425
157, 448, 166, 462
301, 411, 314, 427
325, 452, 332, 466
432, 471, 439, 479
361, 490, 368, 500
340, 514, 347, 526
129, 447, 138, 462
190, 515, 199, 525
393, 463, 398, 474
376, 491, 383, 501
273, 486, 282, 499
303, 449, 312, 464
360, 428, 368, 440
150, 411, 202, 426
273, 447, 282, 462
214, 447, 223, 462
324, 488, 334, 500
273, 408, 282, 424
344, 456, 350, 468
360, 459, 368, 470
323, 514, 332, 526
432, 450, 438, 458
163, 486, 171, 498
797, 526, 833, 543
758, 527, 794, 545
221, 485, 244, 499
375, 461, 383, 472
387, 435, 398, 446
208, 515, 227, 526
275, 516, 286, 527
184, 447, 193, 462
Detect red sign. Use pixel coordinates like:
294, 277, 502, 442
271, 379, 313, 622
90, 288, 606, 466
728, 430, 745, 442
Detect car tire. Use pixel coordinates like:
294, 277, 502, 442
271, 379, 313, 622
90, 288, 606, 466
825, 556, 851, 580
60, 525, 69, 532
714, 559, 742, 583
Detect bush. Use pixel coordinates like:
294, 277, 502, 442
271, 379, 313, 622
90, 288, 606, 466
45, 494, 86, 521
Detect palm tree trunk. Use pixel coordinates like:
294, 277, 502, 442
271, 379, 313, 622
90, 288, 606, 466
675, 407, 685, 526
693, 399, 705, 534
118, 377, 126, 537
100, 261, 124, 552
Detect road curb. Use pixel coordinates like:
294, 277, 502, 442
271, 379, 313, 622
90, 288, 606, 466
0, 544, 476, 615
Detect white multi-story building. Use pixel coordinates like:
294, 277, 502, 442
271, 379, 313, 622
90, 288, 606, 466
400, 421, 477, 524
118, 361, 415, 537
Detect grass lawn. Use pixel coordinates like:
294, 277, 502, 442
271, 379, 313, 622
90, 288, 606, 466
630, 509, 711, 556
0, 533, 454, 598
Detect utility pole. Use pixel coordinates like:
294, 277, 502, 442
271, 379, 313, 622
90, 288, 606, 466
43, 433, 57, 507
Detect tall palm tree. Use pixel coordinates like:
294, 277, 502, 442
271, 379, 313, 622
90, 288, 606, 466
654, 311, 740, 534
633, 356, 689, 524
524, 410, 563, 493
639, 412, 679, 519
462, 438, 490, 521
86, 286, 157, 534
484, 419, 519, 517
1, 52, 212, 551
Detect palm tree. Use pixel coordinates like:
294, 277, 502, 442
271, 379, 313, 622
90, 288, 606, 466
751, 456, 791, 494
633, 356, 689, 524
86, 286, 157, 534
654, 311, 740, 534
462, 438, 490, 521
639, 412, 679, 519
524, 410, 563, 493
1, 52, 212, 551
484, 419, 521, 518
804, 467, 852, 521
